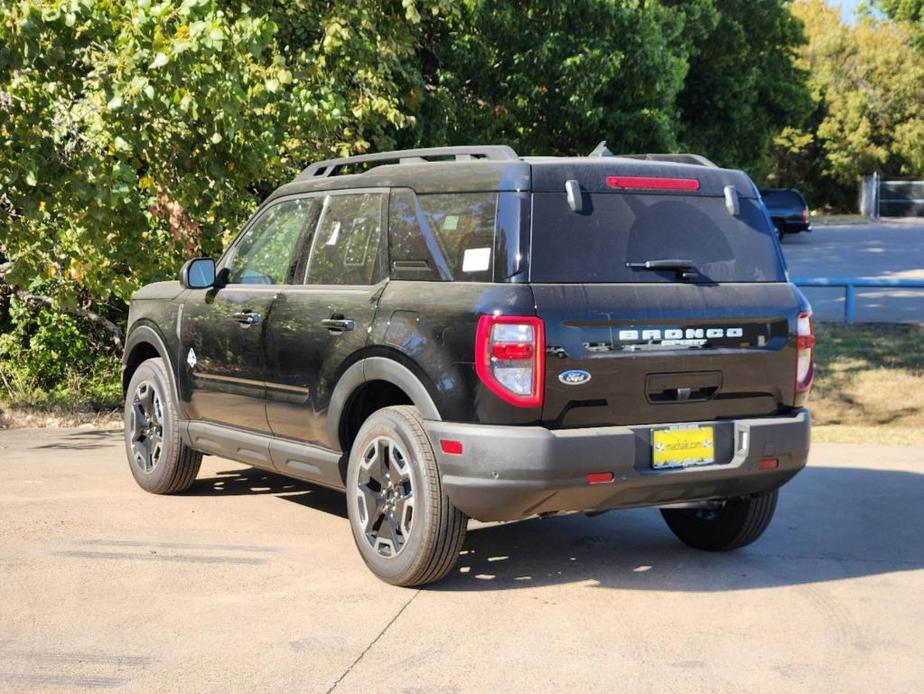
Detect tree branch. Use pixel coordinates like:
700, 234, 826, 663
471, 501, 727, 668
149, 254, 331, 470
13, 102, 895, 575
13, 290, 124, 350
0, 266, 124, 350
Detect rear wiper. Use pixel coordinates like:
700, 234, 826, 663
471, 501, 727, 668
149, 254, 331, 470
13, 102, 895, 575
626, 258, 701, 281
626, 259, 695, 271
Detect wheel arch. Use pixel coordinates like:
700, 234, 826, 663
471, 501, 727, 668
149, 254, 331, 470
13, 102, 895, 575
122, 323, 181, 407
329, 355, 442, 456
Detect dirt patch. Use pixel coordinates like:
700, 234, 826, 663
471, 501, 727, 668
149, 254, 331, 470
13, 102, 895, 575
0, 404, 121, 430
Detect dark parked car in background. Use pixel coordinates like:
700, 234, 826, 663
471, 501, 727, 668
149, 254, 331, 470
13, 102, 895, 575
761, 188, 811, 241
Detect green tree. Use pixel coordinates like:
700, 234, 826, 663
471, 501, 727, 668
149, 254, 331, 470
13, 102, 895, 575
772, 0, 924, 209
877, 0, 924, 38
406, 0, 690, 156
666, 0, 814, 177
0, 0, 448, 402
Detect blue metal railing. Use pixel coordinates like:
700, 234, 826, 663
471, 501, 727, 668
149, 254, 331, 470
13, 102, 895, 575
792, 277, 924, 323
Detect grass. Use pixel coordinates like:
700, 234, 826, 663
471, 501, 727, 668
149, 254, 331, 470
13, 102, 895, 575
808, 322, 924, 444
811, 213, 867, 225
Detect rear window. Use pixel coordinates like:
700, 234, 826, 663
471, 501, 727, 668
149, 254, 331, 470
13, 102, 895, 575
530, 193, 785, 284
760, 189, 805, 207
388, 190, 498, 282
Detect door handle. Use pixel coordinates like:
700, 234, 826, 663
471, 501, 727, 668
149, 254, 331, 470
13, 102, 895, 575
233, 311, 262, 326
321, 317, 355, 333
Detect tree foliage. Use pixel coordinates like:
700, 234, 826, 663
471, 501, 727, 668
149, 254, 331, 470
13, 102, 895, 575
669, 0, 813, 176
768, 0, 924, 207
408, 0, 689, 156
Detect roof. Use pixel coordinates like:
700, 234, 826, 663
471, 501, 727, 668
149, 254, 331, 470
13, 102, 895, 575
269, 145, 757, 201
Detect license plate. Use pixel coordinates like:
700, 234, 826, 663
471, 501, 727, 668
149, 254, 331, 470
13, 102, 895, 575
652, 426, 715, 469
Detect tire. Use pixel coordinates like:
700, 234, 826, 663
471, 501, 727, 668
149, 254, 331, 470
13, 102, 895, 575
123, 357, 202, 494
660, 489, 779, 552
345, 405, 467, 587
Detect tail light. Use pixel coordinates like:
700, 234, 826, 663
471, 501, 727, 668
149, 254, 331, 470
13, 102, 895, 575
475, 315, 544, 408
606, 176, 700, 192
795, 310, 815, 402
801, 208, 809, 223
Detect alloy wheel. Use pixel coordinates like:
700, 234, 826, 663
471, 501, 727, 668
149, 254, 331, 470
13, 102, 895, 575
129, 381, 164, 474
354, 436, 415, 558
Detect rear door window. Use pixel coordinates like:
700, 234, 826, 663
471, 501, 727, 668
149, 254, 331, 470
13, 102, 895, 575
388, 190, 498, 282
530, 193, 785, 284
305, 192, 386, 285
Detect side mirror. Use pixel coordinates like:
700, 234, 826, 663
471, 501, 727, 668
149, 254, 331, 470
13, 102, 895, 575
180, 258, 216, 289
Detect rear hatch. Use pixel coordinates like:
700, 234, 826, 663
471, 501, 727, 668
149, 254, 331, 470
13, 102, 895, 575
528, 163, 802, 428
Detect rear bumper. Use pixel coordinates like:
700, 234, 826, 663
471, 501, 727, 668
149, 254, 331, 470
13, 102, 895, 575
425, 410, 810, 522
783, 220, 812, 233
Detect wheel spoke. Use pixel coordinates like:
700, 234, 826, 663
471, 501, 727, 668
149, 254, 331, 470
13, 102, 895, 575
384, 514, 402, 552
356, 435, 415, 558
388, 441, 410, 481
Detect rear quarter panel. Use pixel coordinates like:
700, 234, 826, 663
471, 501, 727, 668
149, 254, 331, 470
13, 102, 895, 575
373, 281, 540, 424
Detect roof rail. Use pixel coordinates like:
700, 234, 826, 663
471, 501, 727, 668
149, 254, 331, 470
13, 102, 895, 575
297, 145, 520, 179
619, 153, 719, 168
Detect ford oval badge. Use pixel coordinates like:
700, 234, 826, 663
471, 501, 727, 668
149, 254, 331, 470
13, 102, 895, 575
559, 369, 592, 386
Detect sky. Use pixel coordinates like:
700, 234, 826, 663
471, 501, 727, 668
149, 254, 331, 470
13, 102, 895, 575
830, 0, 865, 20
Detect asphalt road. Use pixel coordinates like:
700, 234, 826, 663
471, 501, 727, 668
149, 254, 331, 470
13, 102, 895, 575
782, 219, 924, 322
1, 427, 922, 693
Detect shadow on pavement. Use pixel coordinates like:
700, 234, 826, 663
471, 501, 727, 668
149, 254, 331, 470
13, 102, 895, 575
188, 467, 347, 519
183, 463, 924, 592
34, 429, 123, 451
431, 466, 924, 592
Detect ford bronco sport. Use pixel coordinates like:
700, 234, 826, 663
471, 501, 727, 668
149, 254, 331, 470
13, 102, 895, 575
122, 144, 814, 586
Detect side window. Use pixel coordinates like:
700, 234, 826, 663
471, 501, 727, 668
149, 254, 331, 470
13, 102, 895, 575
388, 190, 497, 282
226, 199, 315, 285
306, 193, 386, 285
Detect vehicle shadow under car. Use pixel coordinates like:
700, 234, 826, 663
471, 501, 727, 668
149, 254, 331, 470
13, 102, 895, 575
187, 464, 924, 592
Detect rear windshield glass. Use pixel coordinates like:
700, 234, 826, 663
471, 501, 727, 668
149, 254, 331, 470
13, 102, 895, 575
530, 193, 784, 284
760, 189, 805, 207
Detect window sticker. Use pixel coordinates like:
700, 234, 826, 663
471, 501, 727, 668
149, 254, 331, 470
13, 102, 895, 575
443, 215, 459, 231
326, 221, 341, 246
462, 247, 491, 273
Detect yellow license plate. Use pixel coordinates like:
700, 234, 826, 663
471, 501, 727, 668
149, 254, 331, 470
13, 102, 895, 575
652, 426, 715, 469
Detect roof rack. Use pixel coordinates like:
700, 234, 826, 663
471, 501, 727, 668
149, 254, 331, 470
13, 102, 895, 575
618, 153, 718, 168
297, 145, 519, 179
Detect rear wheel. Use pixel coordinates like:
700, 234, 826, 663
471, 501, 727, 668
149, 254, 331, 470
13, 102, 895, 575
660, 489, 778, 551
346, 405, 467, 587
124, 357, 202, 494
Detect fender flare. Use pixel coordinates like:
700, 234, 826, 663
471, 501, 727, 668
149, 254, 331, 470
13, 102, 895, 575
326, 356, 442, 448
122, 323, 182, 408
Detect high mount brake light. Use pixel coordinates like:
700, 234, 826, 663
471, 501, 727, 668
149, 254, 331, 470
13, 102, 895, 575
475, 315, 544, 408
606, 176, 701, 192
795, 310, 815, 401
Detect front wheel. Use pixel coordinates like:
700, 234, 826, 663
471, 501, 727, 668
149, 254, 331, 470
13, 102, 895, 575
345, 406, 467, 587
124, 357, 202, 494
660, 489, 778, 551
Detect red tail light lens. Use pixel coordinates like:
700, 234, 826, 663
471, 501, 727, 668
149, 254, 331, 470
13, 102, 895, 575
801, 208, 809, 223
606, 176, 700, 192
475, 315, 544, 408
795, 310, 815, 399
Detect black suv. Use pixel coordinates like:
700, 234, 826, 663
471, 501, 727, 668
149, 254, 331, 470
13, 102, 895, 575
760, 188, 812, 240
122, 145, 814, 586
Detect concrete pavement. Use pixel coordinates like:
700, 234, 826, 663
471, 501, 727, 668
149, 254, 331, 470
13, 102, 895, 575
1, 427, 922, 693
782, 220, 924, 322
